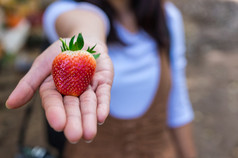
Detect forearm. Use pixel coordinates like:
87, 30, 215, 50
169, 122, 197, 158
55, 9, 107, 46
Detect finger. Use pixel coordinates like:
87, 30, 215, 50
6, 77, 36, 109
79, 86, 97, 141
6, 58, 50, 109
95, 83, 111, 124
63, 96, 82, 143
6, 42, 61, 109
40, 76, 66, 131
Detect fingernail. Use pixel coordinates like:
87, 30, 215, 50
5, 102, 10, 109
5, 105, 10, 109
85, 139, 93, 144
69, 141, 78, 144
98, 121, 104, 125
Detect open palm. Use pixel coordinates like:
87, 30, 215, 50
6, 39, 113, 143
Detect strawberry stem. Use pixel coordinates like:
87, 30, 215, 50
59, 33, 100, 59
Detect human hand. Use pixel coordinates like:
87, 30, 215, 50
6, 38, 113, 143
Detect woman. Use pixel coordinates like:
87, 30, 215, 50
6, 0, 197, 157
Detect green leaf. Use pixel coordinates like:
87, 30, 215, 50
75, 33, 84, 50
69, 35, 75, 50
59, 38, 69, 51
93, 54, 100, 60
87, 44, 97, 54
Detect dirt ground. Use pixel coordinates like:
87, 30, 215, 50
1, 0, 238, 158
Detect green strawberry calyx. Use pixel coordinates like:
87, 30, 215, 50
59, 33, 100, 60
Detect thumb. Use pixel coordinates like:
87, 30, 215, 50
6, 41, 61, 109
6, 78, 35, 109
6, 60, 51, 108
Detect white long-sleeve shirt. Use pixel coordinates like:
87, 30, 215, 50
43, 0, 194, 128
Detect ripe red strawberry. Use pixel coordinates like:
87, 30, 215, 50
52, 33, 100, 96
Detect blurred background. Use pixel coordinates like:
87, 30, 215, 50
0, 0, 238, 157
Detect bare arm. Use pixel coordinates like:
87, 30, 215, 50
169, 123, 197, 158
56, 9, 107, 43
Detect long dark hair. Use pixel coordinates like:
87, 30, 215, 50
75, 0, 170, 56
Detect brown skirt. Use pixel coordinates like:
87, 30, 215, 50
63, 51, 177, 158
